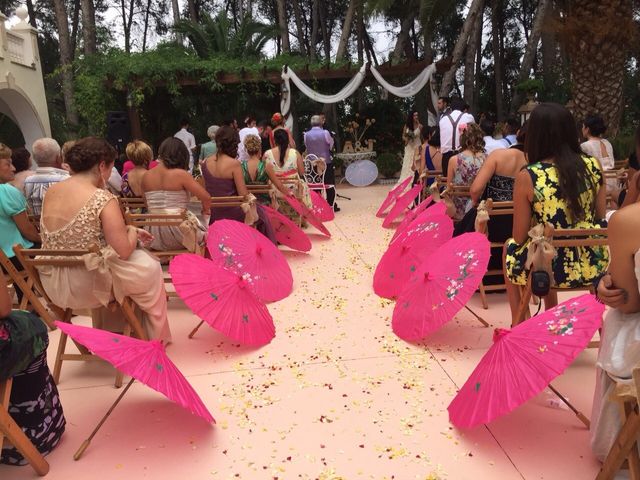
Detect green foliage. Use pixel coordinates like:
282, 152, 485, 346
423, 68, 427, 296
376, 152, 402, 178
173, 12, 278, 59
515, 78, 545, 95
610, 133, 636, 161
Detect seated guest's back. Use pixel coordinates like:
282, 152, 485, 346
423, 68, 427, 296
504, 102, 608, 319
470, 121, 528, 204
591, 202, 640, 461
621, 129, 640, 208
141, 138, 210, 252
203, 126, 276, 242
241, 134, 289, 205
446, 123, 486, 220
24, 138, 67, 216
40, 137, 171, 342
0, 143, 40, 305
122, 140, 155, 197
0, 282, 65, 466
418, 126, 442, 182
9, 147, 32, 193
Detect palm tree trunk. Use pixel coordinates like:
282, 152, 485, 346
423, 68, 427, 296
563, 0, 633, 135
491, 0, 505, 120
336, 0, 357, 60
463, 7, 483, 108
511, 0, 551, 111
80, 0, 97, 54
439, 0, 485, 97
275, 0, 290, 53
52, 0, 79, 127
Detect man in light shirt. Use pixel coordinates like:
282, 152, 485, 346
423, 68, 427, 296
501, 117, 520, 147
304, 114, 337, 210
174, 118, 196, 171
480, 118, 506, 155
24, 138, 68, 215
439, 97, 475, 176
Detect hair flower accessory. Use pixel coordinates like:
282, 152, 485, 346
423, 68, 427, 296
458, 123, 469, 134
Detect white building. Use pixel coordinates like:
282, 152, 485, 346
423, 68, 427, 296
0, 6, 51, 148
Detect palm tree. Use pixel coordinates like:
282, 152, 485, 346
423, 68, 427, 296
559, 0, 635, 135
173, 12, 278, 59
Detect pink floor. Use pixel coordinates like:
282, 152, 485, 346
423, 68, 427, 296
1, 185, 602, 479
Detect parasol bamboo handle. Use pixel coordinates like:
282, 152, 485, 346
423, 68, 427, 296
548, 383, 591, 428
464, 306, 489, 327
188, 320, 204, 339
73, 378, 136, 461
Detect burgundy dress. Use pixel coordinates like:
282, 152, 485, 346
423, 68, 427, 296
202, 165, 277, 244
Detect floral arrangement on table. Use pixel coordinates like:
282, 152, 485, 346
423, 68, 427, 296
342, 113, 376, 153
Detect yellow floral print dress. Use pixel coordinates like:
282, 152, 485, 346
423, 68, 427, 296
505, 156, 609, 287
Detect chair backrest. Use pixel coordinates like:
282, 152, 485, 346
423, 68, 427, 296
303, 154, 327, 186
118, 197, 147, 214
210, 195, 245, 208
550, 226, 609, 248
246, 184, 272, 195
124, 211, 186, 228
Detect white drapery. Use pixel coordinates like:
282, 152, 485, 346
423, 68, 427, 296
280, 63, 438, 129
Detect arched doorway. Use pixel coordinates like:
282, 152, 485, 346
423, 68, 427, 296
0, 85, 48, 149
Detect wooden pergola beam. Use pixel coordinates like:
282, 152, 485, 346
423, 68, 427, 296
109, 59, 451, 91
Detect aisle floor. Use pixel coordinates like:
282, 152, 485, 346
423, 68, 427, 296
1, 185, 601, 480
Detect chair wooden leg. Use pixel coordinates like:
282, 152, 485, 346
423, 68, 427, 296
478, 281, 488, 309
513, 284, 532, 327
0, 407, 50, 476
121, 298, 147, 340
0, 378, 12, 448
597, 410, 640, 480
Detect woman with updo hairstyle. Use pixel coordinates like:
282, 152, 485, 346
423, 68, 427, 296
241, 134, 290, 205
121, 140, 155, 197
141, 137, 210, 252
201, 126, 276, 241
38, 136, 172, 342
263, 128, 312, 222
581, 114, 614, 172
446, 122, 486, 220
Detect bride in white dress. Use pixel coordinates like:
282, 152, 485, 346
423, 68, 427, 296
399, 111, 422, 184
591, 202, 640, 461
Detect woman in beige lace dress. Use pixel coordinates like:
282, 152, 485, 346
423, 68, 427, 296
38, 137, 171, 342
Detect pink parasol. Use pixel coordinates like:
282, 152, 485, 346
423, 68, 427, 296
447, 294, 604, 429
207, 219, 293, 302
169, 254, 275, 346
283, 195, 331, 237
382, 184, 423, 228
55, 321, 214, 422
262, 205, 312, 252
376, 176, 412, 217
374, 213, 454, 299
309, 190, 335, 222
54, 321, 214, 460
391, 198, 445, 243
392, 233, 490, 341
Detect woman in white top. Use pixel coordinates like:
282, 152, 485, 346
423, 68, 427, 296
581, 114, 614, 171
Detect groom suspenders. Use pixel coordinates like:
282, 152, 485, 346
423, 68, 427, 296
445, 112, 463, 151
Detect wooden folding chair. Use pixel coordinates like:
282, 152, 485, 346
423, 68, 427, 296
124, 211, 191, 261
13, 245, 148, 388
513, 225, 608, 327
475, 200, 514, 309
118, 196, 147, 214
0, 378, 49, 475
0, 250, 56, 329
596, 367, 640, 480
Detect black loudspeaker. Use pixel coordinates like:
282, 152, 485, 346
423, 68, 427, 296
106, 111, 130, 154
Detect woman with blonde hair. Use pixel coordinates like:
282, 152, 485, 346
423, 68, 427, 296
446, 122, 486, 220
241, 134, 290, 205
122, 140, 154, 197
